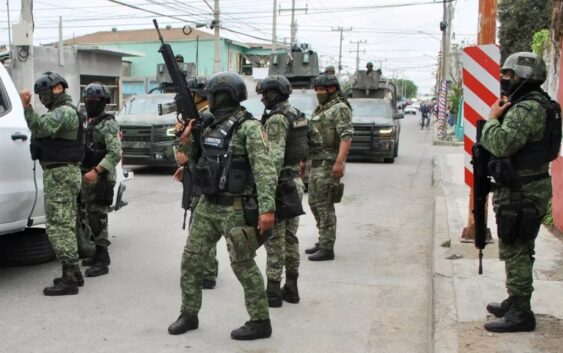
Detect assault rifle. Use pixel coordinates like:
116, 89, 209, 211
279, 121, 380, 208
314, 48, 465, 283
153, 19, 200, 133
471, 119, 491, 275
154, 19, 200, 229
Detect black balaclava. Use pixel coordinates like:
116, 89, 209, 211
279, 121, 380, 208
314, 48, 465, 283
261, 90, 287, 110
85, 97, 107, 118
208, 91, 240, 122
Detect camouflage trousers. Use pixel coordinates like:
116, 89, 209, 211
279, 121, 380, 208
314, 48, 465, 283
265, 177, 304, 281
43, 165, 81, 267
500, 238, 536, 299
180, 197, 269, 320
189, 196, 218, 281
82, 183, 112, 249
308, 164, 339, 251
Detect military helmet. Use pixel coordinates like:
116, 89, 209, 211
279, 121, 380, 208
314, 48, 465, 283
313, 73, 340, 89
325, 65, 336, 74
83, 82, 111, 103
34, 71, 68, 93
187, 76, 208, 98
501, 52, 546, 84
256, 75, 292, 96
175, 54, 184, 63
366, 62, 374, 69
205, 71, 247, 102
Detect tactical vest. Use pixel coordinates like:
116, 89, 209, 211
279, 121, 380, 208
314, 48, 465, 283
83, 114, 114, 169
311, 98, 344, 153
510, 91, 562, 169
264, 105, 309, 165
193, 112, 253, 195
34, 103, 86, 164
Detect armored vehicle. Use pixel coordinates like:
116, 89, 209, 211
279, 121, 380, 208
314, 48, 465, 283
268, 43, 320, 89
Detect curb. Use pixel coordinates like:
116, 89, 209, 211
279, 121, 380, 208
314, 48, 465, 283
431, 156, 460, 353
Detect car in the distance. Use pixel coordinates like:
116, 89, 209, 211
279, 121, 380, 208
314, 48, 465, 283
404, 105, 417, 115
348, 98, 403, 163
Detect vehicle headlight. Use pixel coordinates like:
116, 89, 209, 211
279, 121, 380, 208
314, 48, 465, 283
166, 127, 177, 136
379, 127, 394, 135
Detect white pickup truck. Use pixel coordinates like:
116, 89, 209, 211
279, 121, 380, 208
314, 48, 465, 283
0, 64, 131, 266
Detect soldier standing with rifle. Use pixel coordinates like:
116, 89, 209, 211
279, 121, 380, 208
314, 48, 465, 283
476, 52, 561, 333
80, 83, 122, 278
256, 75, 322, 307
152, 20, 278, 340
173, 76, 219, 290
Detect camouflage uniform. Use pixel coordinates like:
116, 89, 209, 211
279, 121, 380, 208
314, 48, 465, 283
24, 93, 81, 267
179, 108, 277, 321
308, 97, 353, 251
263, 101, 321, 281
176, 102, 218, 284
82, 114, 121, 249
481, 94, 551, 308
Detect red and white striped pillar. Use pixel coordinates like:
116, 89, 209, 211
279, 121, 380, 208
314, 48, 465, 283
462, 44, 500, 187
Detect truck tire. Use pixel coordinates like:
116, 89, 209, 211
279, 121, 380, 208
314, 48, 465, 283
0, 228, 55, 266
76, 213, 96, 259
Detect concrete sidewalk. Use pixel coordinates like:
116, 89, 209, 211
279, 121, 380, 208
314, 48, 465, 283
432, 152, 563, 353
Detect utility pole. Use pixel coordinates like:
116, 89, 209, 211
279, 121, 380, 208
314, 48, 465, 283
11, 0, 34, 93
437, 0, 453, 140
349, 40, 367, 74
331, 27, 352, 75
272, 0, 277, 52
213, 0, 221, 73
6, 0, 12, 51
279, 1, 307, 48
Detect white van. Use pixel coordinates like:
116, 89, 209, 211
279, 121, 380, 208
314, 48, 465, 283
0, 64, 131, 265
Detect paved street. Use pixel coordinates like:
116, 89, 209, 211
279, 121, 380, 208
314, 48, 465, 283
0, 115, 444, 353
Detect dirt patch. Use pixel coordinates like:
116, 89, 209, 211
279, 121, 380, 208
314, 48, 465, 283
458, 314, 563, 353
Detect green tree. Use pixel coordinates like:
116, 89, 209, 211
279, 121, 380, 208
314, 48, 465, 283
498, 0, 552, 62
395, 79, 417, 98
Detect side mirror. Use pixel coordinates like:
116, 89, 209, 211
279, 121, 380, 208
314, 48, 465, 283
393, 112, 404, 120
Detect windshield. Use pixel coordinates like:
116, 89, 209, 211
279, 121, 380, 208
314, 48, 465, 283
121, 95, 175, 115
349, 100, 391, 117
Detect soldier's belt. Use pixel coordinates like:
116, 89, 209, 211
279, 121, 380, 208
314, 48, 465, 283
279, 169, 299, 179
311, 159, 335, 168
204, 194, 244, 208
43, 163, 73, 170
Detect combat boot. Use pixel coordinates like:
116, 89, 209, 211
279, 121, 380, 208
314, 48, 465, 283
168, 313, 199, 335
484, 296, 535, 333
54, 267, 84, 287
231, 319, 272, 340
81, 253, 98, 266
308, 248, 335, 261
305, 242, 320, 254
266, 279, 282, 308
486, 297, 512, 318
281, 272, 300, 304
85, 246, 109, 277
44, 265, 79, 296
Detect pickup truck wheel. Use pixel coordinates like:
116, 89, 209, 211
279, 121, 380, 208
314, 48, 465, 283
383, 157, 395, 164
76, 214, 96, 259
0, 228, 55, 266
394, 142, 399, 157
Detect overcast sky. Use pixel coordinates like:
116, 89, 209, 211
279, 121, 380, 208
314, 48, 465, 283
0, 0, 479, 94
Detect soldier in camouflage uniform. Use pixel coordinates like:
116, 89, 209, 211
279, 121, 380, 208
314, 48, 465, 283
174, 77, 219, 290
20, 72, 84, 296
480, 52, 559, 333
168, 72, 278, 340
80, 83, 122, 277
256, 75, 322, 307
305, 74, 353, 261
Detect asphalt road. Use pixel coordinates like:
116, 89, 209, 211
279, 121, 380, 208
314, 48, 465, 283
0, 112, 437, 353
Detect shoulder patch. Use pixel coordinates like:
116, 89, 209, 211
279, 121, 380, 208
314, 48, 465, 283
267, 121, 280, 139
106, 119, 119, 135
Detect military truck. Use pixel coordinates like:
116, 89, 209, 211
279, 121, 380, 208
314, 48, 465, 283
346, 70, 404, 163
268, 43, 320, 89
119, 63, 195, 167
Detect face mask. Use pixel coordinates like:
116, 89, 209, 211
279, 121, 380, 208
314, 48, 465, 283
38, 91, 53, 109
316, 92, 329, 105
261, 91, 281, 110
500, 78, 512, 96
85, 98, 106, 118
